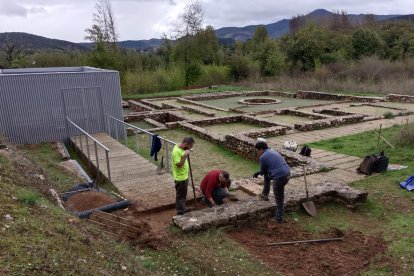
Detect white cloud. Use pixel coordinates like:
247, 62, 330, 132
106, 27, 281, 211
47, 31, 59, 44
0, 2, 28, 17
0, 0, 413, 42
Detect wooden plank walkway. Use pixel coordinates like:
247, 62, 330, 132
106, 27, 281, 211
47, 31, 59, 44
71, 133, 198, 212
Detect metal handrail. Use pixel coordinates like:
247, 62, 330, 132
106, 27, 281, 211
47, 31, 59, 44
66, 117, 111, 182
105, 114, 176, 172
105, 114, 177, 145
66, 117, 110, 151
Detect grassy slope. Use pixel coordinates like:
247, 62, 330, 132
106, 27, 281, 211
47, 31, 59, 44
306, 125, 414, 274
0, 147, 150, 275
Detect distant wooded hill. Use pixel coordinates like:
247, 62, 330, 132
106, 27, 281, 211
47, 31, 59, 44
0, 32, 89, 52
1, 9, 413, 52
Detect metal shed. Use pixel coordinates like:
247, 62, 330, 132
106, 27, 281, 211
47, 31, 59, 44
0, 66, 124, 144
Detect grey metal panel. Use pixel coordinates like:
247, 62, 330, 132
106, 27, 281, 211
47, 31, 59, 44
0, 67, 123, 144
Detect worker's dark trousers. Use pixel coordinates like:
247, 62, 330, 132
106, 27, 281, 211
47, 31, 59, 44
175, 179, 188, 215
263, 174, 290, 222
203, 187, 228, 207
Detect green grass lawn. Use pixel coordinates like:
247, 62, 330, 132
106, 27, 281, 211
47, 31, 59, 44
124, 129, 258, 183
122, 85, 244, 100
308, 125, 414, 274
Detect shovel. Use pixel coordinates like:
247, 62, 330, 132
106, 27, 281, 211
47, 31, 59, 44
302, 165, 317, 217
187, 155, 197, 204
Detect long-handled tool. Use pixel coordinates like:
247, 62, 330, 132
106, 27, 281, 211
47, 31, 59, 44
302, 165, 317, 217
187, 155, 197, 204
156, 139, 166, 174
267, 237, 342, 246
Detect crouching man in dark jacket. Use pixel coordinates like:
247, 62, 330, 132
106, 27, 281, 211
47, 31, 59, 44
253, 141, 290, 223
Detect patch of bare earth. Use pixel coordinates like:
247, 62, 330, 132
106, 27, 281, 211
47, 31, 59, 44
228, 220, 390, 275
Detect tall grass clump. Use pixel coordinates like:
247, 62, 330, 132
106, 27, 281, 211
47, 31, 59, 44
395, 123, 414, 146
123, 67, 184, 94
195, 65, 231, 86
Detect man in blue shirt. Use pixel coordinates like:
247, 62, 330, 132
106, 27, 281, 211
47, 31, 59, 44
253, 141, 290, 223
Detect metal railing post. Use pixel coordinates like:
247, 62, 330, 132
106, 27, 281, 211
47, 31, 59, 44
124, 124, 128, 146
107, 116, 111, 138
166, 141, 170, 172
115, 121, 119, 140
149, 134, 152, 160
105, 150, 111, 182
79, 130, 83, 153
94, 141, 100, 180
135, 131, 139, 154
86, 136, 91, 168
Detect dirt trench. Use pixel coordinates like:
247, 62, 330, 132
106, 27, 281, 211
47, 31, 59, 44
228, 220, 390, 275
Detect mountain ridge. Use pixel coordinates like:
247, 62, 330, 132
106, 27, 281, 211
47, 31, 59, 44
1, 9, 412, 52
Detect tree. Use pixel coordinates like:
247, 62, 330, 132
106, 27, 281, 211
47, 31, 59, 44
84, 0, 119, 46
0, 41, 26, 68
84, 0, 120, 70
379, 21, 414, 60
175, 0, 204, 38
174, 0, 204, 88
282, 24, 328, 71
351, 28, 383, 59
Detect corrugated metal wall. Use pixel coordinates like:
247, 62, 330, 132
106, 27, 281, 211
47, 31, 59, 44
0, 68, 124, 144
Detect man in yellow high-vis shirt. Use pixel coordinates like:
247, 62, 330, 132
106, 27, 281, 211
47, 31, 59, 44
171, 136, 195, 215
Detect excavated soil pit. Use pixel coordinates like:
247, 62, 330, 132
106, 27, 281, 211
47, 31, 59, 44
228, 219, 388, 275
65, 191, 116, 212
115, 201, 207, 234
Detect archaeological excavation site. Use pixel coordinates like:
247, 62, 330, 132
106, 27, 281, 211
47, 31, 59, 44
1, 68, 414, 274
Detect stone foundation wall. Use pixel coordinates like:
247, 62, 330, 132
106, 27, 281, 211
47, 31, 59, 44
177, 98, 228, 111
121, 100, 130, 108
386, 93, 414, 103
140, 99, 164, 110
313, 108, 356, 116
177, 121, 225, 144
190, 115, 244, 127
128, 100, 155, 112
242, 126, 287, 139
173, 181, 368, 232
297, 90, 383, 102
124, 111, 187, 124
294, 114, 365, 131
277, 109, 331, 119
189, 115, 284, 128
182, 106, 216, 117
161, 103, 178, 110
183, 90, 296, 101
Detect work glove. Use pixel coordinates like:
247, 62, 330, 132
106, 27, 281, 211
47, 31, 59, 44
253, 171, 262, 178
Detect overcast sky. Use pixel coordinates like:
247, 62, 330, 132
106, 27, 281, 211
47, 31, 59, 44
0, 0, 413, 42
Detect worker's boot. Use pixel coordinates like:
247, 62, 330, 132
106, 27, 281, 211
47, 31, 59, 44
258, 193, 269, 201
